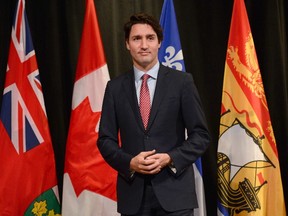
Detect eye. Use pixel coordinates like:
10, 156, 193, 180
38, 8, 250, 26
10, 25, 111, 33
132, 36, 141, 41
147, 35, 155, 41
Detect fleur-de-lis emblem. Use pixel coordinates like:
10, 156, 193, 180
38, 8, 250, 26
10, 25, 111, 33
162, 46, 184, 70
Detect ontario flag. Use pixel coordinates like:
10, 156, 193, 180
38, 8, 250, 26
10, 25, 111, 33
158, 1, 207, 216
61, 0, 118, 215
0, 0, 61, 215
217, 0, 286, 215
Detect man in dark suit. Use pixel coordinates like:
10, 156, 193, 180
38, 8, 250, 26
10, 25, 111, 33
97, 13, 210, 216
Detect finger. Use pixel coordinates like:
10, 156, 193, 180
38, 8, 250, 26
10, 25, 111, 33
145, 153, 160, 160
141, 167, 161, 175
142, 149, 156, 158
141, 161, 161, 172
142, 158, 155, 166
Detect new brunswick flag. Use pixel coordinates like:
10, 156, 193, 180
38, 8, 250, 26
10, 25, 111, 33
217, 0, 286, 215
61, 0, 118, 215
0, 0, 60, 215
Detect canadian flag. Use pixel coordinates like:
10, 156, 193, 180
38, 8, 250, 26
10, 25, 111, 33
61, 0, 118, 215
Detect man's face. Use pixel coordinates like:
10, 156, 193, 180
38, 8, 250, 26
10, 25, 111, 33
126, 23, 161, 71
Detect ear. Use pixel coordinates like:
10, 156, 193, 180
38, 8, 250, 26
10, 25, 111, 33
126, 41, 130, 50
158, 42, 161, 49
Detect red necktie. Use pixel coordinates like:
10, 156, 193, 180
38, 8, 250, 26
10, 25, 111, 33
140, 74, 151, 129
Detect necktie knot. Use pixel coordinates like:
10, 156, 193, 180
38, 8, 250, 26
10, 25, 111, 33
140, 74, 151, 129
142, 74, 150, 82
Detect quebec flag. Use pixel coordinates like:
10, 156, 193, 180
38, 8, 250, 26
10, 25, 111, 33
158, 0, 185, 71
158, 1, 207, 216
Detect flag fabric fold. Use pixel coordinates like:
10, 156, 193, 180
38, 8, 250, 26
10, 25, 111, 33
158, 1, 207, 216
0, 0, 60, 215
61, 0, 118, 215
217, 0, 286, 215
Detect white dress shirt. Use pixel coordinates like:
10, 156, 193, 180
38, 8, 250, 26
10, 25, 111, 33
134, 62, 159, 105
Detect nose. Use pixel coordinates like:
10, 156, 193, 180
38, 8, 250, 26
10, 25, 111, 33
141, 39, 148, 49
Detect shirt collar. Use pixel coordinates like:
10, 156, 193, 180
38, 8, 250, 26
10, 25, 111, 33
134, 61, 160, 82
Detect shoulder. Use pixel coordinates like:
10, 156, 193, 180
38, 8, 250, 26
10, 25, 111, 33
110, 70, 132, 82
159, 64, 194, 81
107, 70, 133, 86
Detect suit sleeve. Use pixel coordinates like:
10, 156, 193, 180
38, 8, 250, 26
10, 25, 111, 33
168, 73, 210, 176
97, 81, 133, 180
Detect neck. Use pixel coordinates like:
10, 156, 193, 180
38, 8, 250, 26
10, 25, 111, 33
134, 60, 159, 72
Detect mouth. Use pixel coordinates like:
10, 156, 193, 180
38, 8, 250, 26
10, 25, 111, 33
139, 51, 150, 56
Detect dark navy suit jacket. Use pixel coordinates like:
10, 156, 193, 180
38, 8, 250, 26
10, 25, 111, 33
97, 64, 210, 215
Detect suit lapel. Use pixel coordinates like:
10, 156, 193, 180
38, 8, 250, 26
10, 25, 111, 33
123, 65, 170, 131
147, 65, 169, 130
122, 71, 144, 130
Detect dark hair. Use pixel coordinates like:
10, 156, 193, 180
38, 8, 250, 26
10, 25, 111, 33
124, 13, 163, 43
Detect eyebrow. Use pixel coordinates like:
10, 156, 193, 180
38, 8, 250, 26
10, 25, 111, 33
131, 34, 156, 38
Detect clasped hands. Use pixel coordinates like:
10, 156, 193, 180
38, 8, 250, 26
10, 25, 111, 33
130, 150, 172, 175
